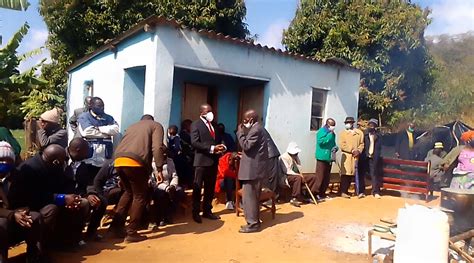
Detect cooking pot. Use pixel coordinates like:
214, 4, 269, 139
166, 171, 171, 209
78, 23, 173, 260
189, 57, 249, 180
441, 188, 474, 232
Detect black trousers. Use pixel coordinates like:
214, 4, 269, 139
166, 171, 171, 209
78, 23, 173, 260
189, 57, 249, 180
152, 187, 185, 223
53, 199, 90, 247
315, 160, 332, 197
192, 165, 218, 214
340, 175, 353, 195
359, 158, 381, 194
104, 187, 123, 206
86, 195, 107, 236
0, 210, 42, 261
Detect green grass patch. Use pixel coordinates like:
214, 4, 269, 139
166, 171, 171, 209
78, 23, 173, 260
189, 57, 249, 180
11, 129, 26, 155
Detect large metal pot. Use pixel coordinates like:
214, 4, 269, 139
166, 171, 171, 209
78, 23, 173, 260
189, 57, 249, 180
441, 188, 474, 233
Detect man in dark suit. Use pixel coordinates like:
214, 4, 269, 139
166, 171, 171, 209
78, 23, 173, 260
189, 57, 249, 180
395, 122, 419, 160
69, 96, 92, 137
237, 109, 268, 233
191, 104, 226, 223
359, 119, 383, 199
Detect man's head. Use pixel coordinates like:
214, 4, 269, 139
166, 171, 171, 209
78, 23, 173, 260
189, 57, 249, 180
344, 117, 355, 130
242, 109, 258, 129
368, 118, 378, 132
168, 125, 178, 137
41, 144, 67, 171
325, 118, 336, 131
287, 142, 301, 157
90, 97, 105, 116
181, 119, 192, 133
39, 108, 61, 132
141, 114, 154, 121
200, 104, 214, 122
407, 122, 416, 133
217, 123, 226, 134
68, 138, 90, 162
84, 96, 93, 109
0, 141, 15, 179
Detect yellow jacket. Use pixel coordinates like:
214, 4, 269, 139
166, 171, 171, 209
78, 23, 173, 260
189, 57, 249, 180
338, 129, 364, 176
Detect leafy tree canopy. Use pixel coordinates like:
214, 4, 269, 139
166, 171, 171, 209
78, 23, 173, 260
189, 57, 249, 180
282, 0, 434, 126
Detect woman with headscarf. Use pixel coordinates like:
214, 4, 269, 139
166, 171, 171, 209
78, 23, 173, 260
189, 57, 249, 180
450, 131, 474, 190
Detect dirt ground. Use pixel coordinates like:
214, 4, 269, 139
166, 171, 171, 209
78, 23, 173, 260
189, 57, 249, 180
9, 191, 440, 263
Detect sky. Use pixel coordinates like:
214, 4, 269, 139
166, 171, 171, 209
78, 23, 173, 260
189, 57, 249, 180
1, 0, 473, 72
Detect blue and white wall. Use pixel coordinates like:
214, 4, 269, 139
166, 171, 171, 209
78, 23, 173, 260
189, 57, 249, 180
68, 24, 360, 172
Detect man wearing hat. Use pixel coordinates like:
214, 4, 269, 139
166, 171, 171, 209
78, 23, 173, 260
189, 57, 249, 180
359, 119, 383, 198
280, 142, 319, 207
38, 108, 68, 149
0, 141, 45, 262
425, 142, 447, 160
338, 117, 364, 198
425, 142, 448, 188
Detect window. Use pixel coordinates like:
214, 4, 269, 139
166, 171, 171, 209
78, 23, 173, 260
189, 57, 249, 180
310, 88, 327, 131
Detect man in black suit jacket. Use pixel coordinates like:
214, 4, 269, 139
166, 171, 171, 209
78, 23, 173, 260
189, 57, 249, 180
236, 109, 268, 233
190, 104, 226, 223
395, 122, 420, 160
359, 119, 383, 198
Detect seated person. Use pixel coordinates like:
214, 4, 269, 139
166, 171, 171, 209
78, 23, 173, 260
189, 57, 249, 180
7, 144, 87, 250
424, 142, 448, 190
37, 108, 68, 149
92, 160, 123, 207
150, 157, 184, 227
425, 142, 447, 160
450, 131, 474, 190
279, 142, 318, 207
0, 141, 45, 262
215, 152, 238, 210
66, 138, 107, 241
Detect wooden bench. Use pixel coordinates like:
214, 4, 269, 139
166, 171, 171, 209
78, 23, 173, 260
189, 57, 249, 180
382, 158, 432, 201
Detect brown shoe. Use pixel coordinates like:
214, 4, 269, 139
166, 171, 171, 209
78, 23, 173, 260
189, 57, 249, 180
124, 233, 147, 243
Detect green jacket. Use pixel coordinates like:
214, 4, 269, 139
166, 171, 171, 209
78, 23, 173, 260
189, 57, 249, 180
315, 126, 336, 162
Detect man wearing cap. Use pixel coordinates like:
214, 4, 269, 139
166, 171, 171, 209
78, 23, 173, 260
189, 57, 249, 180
359, 119, 383, 198
315, 118, 337, 200
426, 142, 447, 160
0, 141, 47, 262
37, 108, 68, 149
280, 142, 318, 207
425, 142, 448, 189
338, 117, 364, 198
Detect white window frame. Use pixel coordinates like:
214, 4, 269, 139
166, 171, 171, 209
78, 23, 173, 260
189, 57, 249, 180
310, 87, 328, 131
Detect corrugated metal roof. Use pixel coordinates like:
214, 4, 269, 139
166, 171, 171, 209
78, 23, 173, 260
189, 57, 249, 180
67, 16, 358, 72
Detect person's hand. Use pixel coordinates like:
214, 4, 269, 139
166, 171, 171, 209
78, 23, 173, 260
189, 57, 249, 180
14, 210, 32, 228
395, 152, 400, 158
155, 171, 164, 184
352, 150, 360, 157
87, 194, 101, 208
167, 185, 176, 200
65, 194, 81, 209
215, 144, 226, 154
442, 163, 450, 171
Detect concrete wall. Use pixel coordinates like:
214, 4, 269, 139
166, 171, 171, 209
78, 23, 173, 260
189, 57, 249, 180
67, 32, 157, 139
69, 25, 360, 172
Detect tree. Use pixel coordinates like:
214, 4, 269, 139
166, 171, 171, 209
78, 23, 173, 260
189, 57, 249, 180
415, 33, 474, 126
38, 0, 249, 113
0, 0, 29, 10
0, 23, 48, 128
282, 0, 434, 126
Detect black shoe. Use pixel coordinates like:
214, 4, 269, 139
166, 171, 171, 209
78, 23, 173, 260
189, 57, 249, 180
239, 226, 260, 233
124, 233, 147, 243
202, 212, 221, 220
108, 227, 126, 239
85, 232, 103, 242
193, 213, 202, 223
289, 198, 302, 207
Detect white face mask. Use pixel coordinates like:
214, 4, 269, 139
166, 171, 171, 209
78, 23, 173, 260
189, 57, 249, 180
204, 112, 214, 122
328, 125, 336, 131
345, 123, 353, 130
244, 122, 252, 129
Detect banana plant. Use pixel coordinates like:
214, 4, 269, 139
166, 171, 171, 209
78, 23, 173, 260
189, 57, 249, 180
0, 0, 29, 11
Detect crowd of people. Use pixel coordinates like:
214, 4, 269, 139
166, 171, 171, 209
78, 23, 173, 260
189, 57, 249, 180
0, 95, 473, 262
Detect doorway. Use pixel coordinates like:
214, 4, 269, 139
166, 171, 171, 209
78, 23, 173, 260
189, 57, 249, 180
181, 83, 218, 121
121, 66, 146, 132
239, 85, 264, 123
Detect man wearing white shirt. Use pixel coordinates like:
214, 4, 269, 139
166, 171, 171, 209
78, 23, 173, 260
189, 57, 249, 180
77, 97, 119, 183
